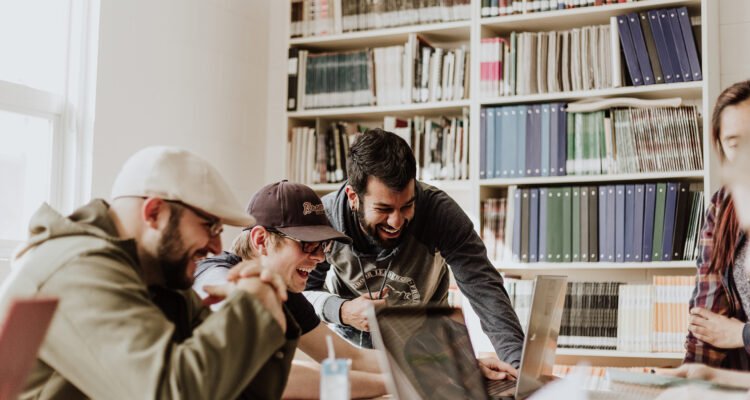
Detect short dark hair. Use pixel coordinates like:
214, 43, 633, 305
347, 128, 416, 195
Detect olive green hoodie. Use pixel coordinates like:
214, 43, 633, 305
0, 199, 297, 399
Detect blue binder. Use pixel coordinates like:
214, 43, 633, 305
486, 107, 496, 179
494, 106, 503, 178
507, 107, 518, 178
516, 106, 527, 177
659, 9, 685, 81
617, 14, 644, 86
647, 9, 676, 83
677, 6, 702, 81
529, 188, 540, 263
529, 105, 542, 177
606, 185, 616, 262
513, 187, 522, 262
541, 104, 551, 177
624, 185, 635, 262
627, 12, 655, 85
633, 184, 646, 262
549, 104, 559, 176
615, 185, 625, 262
500, 107, 513, 177
666, 8, 693, 82
599, 186, 607, 261
661, 182, 679, 261
539, 188, 548, 262
480, 108, 487, 179
558, 104, 567, 176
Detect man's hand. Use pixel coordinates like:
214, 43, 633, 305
341, 290, 388, 331
477, 355, 518, 381
688, 307, 745, 349
201, 282, 236, 306
204, 262, 288, 332
226, 259, 288, 301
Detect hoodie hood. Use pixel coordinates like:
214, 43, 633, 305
194, 251, 241, 279
15, 199, 136, 261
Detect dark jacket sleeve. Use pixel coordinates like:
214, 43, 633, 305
425, 189, 525, 367
304, 258, 348, 325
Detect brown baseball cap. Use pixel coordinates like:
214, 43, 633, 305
246, 180, 351, 244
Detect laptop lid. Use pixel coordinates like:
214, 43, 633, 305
368, 305, 489, 400
369, 275, 568, 400
515, 275, 567, 399
0, 298, 58, 400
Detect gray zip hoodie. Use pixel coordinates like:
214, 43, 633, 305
304, 181, 524, 366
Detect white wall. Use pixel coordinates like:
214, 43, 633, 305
720, 0, 750, 89
265, 1, 289, 183
91, 0, 271, 245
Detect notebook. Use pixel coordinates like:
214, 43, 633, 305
0, 298, 58, 400
368, 275, 568, 400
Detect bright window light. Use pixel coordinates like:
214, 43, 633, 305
0, 110, 54, 241
0, 0, 71, 95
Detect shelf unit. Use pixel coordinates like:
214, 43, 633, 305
282, 0, 721, 367
555, 349, 684, 368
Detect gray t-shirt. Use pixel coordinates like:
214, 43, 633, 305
733, 241, 750, 316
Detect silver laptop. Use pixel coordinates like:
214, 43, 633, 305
368, 275, 568, 400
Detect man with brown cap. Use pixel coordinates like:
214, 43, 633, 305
0, 146, 295, 399
194, 180, 387, 399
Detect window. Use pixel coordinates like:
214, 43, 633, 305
0, 0, 99, 257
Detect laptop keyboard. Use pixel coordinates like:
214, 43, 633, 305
487, 379, 516, 396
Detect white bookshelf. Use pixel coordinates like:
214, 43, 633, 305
480, 170, 705, 187
478, 80, 702, 106
556, 349, 684, 359
288, 99, 470, 119
481, 0, 700, 33
495, 260, 695, 271
282, 0, 721, 367
290, 20, 471, 50
555, 349, 684, 367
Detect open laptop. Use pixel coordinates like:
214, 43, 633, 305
0, 298, 58, 400
368, 275, 567, 400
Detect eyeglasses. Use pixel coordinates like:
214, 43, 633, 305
267, 228, 334, 254
165, 200, 224, 238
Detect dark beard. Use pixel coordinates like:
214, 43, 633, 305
157, 209, 193, 290
355, 204, 408, 250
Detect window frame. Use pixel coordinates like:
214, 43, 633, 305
0, 0, 100, 260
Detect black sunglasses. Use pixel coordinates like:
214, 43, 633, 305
267, 228, 334, 254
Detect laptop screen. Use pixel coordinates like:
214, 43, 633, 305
372, 306, 489, 400
370, 275, 568, 400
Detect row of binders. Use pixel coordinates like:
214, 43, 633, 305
290, 0, 471, 38
616, 7, 702, 86
479, 103, 703, 179
506, 276, 693, 353
481, 0, 642, 18
479, 7, 700, 98
288, 113, 470, 185
287, 34, 469, 110
481, 182, 705, 264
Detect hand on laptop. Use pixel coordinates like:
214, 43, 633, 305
656, 364, 716, 381
341, 288, 389, 331
477, 355, 518, 380
656, 364, 750, 390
